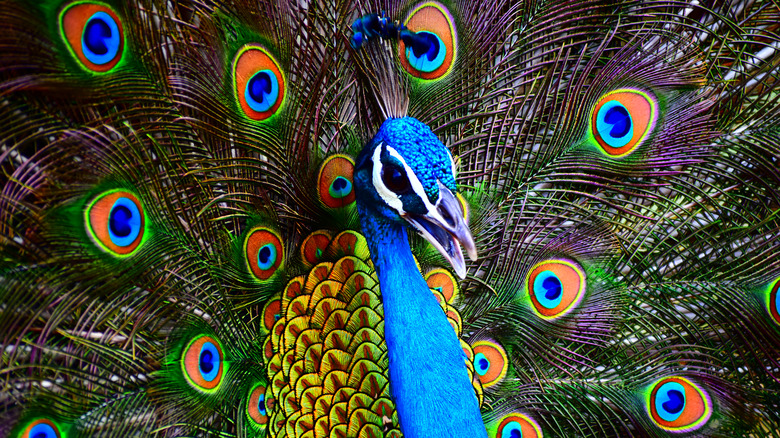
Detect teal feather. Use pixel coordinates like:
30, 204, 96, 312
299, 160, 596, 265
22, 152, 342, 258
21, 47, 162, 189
2, 0, 780, 437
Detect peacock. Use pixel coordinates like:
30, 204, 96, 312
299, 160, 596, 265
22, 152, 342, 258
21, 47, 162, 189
1, 0, 780, 437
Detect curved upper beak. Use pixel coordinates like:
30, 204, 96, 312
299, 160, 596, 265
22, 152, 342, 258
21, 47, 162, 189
403, 181, 477, 279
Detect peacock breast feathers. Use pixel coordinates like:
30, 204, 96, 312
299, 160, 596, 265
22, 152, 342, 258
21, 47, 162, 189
258, 229, 485, 438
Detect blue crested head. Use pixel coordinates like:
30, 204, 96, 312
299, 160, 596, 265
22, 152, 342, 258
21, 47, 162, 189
355, 117, 457, 217
353, 116, 485, 438
354, 116, 475, 278
376, 116, 457, 197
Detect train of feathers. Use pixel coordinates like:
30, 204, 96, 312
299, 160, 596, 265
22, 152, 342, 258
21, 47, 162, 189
1, 0, 780, 437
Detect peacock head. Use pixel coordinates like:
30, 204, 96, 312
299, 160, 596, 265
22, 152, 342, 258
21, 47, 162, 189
354, 116, 476, 278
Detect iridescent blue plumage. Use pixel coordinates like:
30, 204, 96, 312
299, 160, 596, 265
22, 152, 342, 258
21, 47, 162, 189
354, 116, 485, 437
82, 12, 120, 65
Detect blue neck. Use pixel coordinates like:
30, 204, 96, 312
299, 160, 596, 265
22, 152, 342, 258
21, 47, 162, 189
358, 211, 486, 438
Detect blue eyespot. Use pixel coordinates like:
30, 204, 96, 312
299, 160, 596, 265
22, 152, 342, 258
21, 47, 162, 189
655, 381, 686, 422
257, 243, 277, 271
199, 341, 220, 382
472, 341, 508, 387
590, 89, 656, 157
245, 70, 279, 112
647, 376, 711, 432
247, 384, 271, 424
318, 155, 356, 209
405, 31, 446, 73
61, 4, 124, 73
527, 260, 586, 319
474, 352, 490, 376
399, 3, 456, 80
82, 12, 121, 66
29, 423, 58, 438
533, 270, 563, 309
183, 335, 224, 391
21, 419, 62, 438
245, 227, 284, 281
329, 176, 353, 199
494, 413, 542, 438
257, 392, 267, 416
234, 45, 286, 121
595, 100, 634, 149
86, 190, 145, 256
501, 421, 523, 438
108, 197, 141, 247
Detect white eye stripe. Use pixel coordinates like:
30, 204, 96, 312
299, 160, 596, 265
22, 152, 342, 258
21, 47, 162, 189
371, 145, 404, 212
387, 147, 460, 227
385, 146, 433, 209
448, 149, 456, 179
372, 144, 439, 215
383, 145, 447, 217
371, 144, 460, 229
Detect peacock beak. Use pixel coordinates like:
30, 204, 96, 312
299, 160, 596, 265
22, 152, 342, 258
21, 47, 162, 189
403, 181, 477, 279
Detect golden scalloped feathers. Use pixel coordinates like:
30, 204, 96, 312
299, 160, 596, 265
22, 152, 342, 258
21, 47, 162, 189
259, 230, 481, 438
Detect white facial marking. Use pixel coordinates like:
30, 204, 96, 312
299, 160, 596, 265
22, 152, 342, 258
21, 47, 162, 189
371, 145, 404, 212
372, 144, 458, 234
385, 146, 434, 209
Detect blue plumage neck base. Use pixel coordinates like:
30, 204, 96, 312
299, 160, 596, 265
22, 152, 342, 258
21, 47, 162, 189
357, 206, 486, 438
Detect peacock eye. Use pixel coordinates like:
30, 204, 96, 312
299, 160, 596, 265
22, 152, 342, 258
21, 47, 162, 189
300, 230, 334, 267
22, 419, 61, 438
471, 340, 508, 388
233, 44, 285, 121
648, 377, 711, 432
182, 335, 224, 392
405, 31, 445, 73
526, 259, 586, 319
60, 2, 124, 73
85, 190, 145, 257
244, 227, 284, 281
247, 71, 277, 111
382, 163, 412, 194
399, 2, 456, 80
426, 268, 459, 303
591, 88, 657, 157
247, 383, 274, 425
318, 155, 356, 209
493, 413, 543, 438
262, 299, 282, 332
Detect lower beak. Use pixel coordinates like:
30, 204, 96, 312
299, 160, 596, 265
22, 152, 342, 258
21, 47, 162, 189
404, 181, 476, 279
